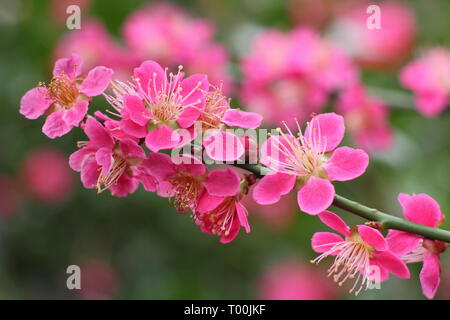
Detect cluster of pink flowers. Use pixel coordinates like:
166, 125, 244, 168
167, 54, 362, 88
21, 55, 261, 243
55, 2, 232, 92
240, 27, 358, 129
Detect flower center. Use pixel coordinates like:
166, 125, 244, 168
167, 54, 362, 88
311, 229, 376, 296
195, 197, 238, 237
169, 172, 203, 213
199, 86, 229, 129
96, 154, 128, 193
42, 75, 79, 108
266, 120, 327, 178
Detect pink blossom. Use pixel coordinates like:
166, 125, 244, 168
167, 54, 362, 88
329, 1, 416, 69
386, 193, 447, 299
240, 27, 358, 128
253, 113, 369, 215
311, 210, 410, 295
258, 258, 338, 300
20, 54, 113, 139
194, 169, 251, 243
105, 60, 209, 153
55, 20, 138, 80
337, 84, 393, 151
21, 147, 74, 204
199, 86, 262, 161
122, 2, 232, 93
400, 49, 450, 117
69, 118, 154, 197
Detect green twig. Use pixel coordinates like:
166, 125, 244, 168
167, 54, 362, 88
233, 163, 450, 243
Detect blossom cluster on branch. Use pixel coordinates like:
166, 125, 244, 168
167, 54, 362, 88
19, 52, 448, 299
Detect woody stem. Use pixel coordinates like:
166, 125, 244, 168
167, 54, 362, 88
232, 163, 450, 243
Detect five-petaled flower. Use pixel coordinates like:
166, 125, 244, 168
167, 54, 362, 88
20, 54, 113, 138
253, 112, 369, 215
311, 210, 410, 295
387, 193, 447, 299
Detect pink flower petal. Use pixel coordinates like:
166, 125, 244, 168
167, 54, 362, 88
420, 252, 441, 299
374, 251, 410, 279
297, 177, 335, 215
203, 131, 244, 162
415, 91, 448, 117
133, 60, 165, 98
399, 193, 443, 227
220, 217, 241, 244
69, 148, 94, 172
123, 95, 150, 126
20, 87, 53, 119
119, 139, 146, 159
80, 66, 114, 97
222, 109, 263, 129
84, 117, 114, 149
196, 192, 225, 213
236, 201, 250, 233
311, 232, 344, 253
80, 157, 100, 189
386, 230, 422, 256
180, 73, 209, 107
145, 125, 181, 152
109, 174, 138, 197
252, 173, 296, 205
62, 100, 89, 127
174, 154, 206, 177
177, 106, 201, 128
325, 147, 369, 181
53, 54, 83, 80
318, 210, 351, 236
304, 113, 345, 152
42, 110, 72, 139
204, 168, 240, 197
357, 225, 388, 251
143, 153, 176, 181
136, 173, 157, 192
95, 147, 113, 175
120, 118, 147, 138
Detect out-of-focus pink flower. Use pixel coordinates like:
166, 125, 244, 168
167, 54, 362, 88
20, 54, 113, 139
105, 60, 208, 153
22, 147, 74, 204
122, 2, 232, 93
387, 193, 447, 299
400, 49, 450, 117
258, 258, 338, 300
194, 169, 251, 244
253, 113, 369, 215
242, 189, 296, 231
337, 84, 393, 151
328, 1, 416, 69
69, 118, 154, 197
312, 211, 410, 295
0, 175, 22, 218
240, 28, 358, 128
55, 20, 138, 80
79, 259, 118, 300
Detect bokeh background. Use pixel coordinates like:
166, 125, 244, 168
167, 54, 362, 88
0, 0, 449, 299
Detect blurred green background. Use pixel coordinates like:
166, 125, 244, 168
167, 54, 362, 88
0, 0, 449, 299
